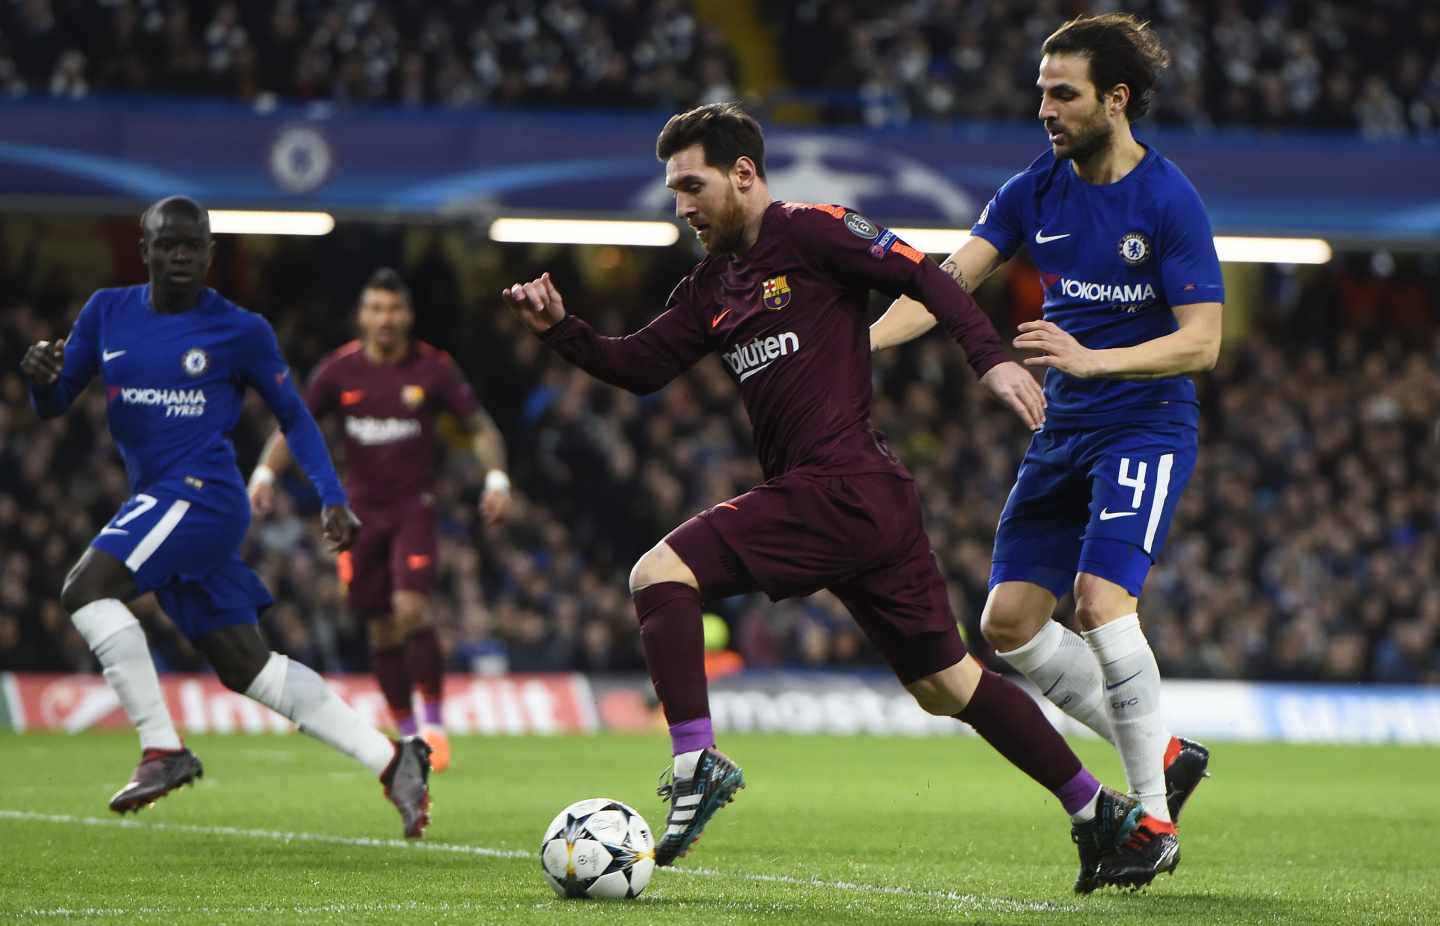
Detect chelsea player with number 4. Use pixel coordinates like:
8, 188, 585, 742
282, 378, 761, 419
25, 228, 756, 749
21, 197, 431, 838
872, 13, 1220, 891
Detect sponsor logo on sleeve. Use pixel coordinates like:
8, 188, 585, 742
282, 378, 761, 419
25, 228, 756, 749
843, 211, 880, 240
869, 230, 898, 260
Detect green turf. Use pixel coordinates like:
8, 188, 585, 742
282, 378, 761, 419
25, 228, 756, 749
2, 731, 1437, 924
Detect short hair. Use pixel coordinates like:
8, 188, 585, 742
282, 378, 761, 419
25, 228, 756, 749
362, 267, 410, 303
655, 102, 767, 179
140, 196, 208, 235
1042, 13, 1171, 121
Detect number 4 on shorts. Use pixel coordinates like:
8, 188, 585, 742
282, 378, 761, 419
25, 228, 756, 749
1118, 458, 1147, 509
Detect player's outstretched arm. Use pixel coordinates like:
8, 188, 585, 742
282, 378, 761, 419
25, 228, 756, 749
248, 430, 292, 515
870, 236, 1004, 352
500, 271, 708, 395
1015, 301, 1222, 380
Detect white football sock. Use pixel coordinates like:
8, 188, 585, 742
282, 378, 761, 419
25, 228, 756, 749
246, 652, 394, 776
1069, 786, 1102, 824
1084, 614, 1171, 822
996, 620, 1117, 745
72, 599, 182, 752
673, 749, 703, 781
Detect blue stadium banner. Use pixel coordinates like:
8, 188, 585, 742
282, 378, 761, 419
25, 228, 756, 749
1, 95, 1437, 238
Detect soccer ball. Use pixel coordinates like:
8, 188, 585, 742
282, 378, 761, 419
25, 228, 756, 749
539, 798, 655, 899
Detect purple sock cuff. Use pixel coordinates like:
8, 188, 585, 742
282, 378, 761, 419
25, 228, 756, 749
669, 717, 715, 755
1057, 768, 1101, 815
396, 715, 419, 737
422, 701, 443, 727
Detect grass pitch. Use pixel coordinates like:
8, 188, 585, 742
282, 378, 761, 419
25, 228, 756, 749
2, 731, 1437, 924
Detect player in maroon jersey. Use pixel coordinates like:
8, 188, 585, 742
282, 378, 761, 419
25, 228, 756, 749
250, 268, 510, 772
501, 103, 1168, 886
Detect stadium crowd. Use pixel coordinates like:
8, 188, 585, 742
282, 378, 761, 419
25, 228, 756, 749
0, 0, 738, 109
2, 227, 1438, 685
1, 1, 1437, 137
769, 0, 1440, 137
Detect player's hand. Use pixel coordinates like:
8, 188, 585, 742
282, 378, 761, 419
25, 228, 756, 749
20, 339, 65, 385
480, 486, 511, 525
1014, 321, 1104, 378
320, 504, 361, 553
248, 480, 276, 517
980, 361, 1046, 431
500, 272, 567, 333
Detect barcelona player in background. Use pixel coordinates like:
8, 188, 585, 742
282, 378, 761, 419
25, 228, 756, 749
250, 268, 510, 773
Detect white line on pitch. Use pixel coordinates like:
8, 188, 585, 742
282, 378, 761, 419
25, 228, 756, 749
0, 809, 1076, 914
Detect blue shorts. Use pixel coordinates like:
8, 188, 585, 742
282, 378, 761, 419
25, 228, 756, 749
91, 482, 273, 641
989, 422, 1197, 598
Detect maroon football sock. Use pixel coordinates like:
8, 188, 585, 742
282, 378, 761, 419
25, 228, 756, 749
405, 627, 445, 727
634, 582, 713, 752
372, 644, 415, 735
955, 669, 1096, 811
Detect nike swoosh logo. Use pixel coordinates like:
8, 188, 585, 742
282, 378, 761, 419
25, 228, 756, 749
102, 349, 126, 362
99, 527, 129, 536
1041, 672, 1066, 698
1098, 508, 1139, 520
1105, 670, 1143, 691
737, 360, 774, 382
711, 308, 731, 329
1034, 230, 1071, 244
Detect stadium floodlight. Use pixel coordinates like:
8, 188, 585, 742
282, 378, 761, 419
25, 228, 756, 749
208, 210, 336, 236
1211, 236, 1332, 264
489, 218, 680, 247
892, 228, 1332, 265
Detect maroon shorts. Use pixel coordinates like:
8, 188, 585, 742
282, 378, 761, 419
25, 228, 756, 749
664, 471, 967, 684
337, 494, 439, 617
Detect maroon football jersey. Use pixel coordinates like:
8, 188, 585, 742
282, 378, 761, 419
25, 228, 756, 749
540, 201, 1006, 480
305, 340, 479, 506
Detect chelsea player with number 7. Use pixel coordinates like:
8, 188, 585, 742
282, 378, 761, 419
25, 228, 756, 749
871, 13, 1221, 891
21, 196, 432, 838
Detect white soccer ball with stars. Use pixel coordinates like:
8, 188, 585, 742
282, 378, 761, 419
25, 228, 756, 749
539, 798, 655, 899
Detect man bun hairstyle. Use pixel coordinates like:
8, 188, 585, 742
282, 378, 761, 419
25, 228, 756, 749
655, 102, 767, 178
1042, 13, 1171, 121
364, 267, 410, 302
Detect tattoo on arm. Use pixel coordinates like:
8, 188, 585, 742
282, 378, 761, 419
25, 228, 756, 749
939, 259, 971, 293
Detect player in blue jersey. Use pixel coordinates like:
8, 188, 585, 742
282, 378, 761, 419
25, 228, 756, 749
871, 14, 1218, 890
20, 196, 431, 838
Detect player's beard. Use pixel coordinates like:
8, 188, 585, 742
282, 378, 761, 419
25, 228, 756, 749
1051, 103, 1113, 164
704, 189, 748, 255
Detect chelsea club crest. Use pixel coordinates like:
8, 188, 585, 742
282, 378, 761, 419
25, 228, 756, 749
1118, 232, 1151, 265
182, 348, 209, 377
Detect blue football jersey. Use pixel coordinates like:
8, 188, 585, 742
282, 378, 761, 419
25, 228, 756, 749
30, 285, 345, 506
971, 145, 1224, 430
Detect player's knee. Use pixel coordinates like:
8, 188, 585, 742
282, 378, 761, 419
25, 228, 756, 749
980, 602, 1033, 652
628, 542, 694, 594
1072, 575, 1133, 631
907, 677, 962, 716
979, 584, 1052, 652
214, 651, 267, 694
60, 559, 129, 614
